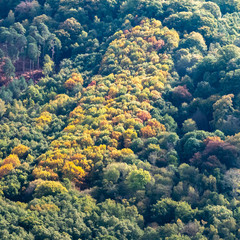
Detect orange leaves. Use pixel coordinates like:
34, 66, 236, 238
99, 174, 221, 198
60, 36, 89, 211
148, 119, 166, 133
64, 78, 76, 90
141, 125, 156, 138
147, 36, 165, 50
64, 73, 83, 90
111, 131, 122, 141
137, 110, 152, 122
0, 154, 21, 178
141, 119, 166, 137
11, 144, 30, 158
203, 136, 224, 145
0, 164, 14, 179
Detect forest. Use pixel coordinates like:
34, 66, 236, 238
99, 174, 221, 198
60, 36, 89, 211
1, 0, 240, 239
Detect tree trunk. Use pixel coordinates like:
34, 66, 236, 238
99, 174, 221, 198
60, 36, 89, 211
38, 45, 41, 69
23, 56, 25, 72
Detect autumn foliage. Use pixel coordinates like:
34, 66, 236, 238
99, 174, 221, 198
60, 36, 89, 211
0, 154, 21, 178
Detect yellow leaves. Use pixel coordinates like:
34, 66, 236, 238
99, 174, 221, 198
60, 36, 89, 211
3, 154, 20, 167
53, 94, 71, 103
69, 106, 84, 118
109, 139, 119, 148
64, 72, 83, 90
90, 97, 105, 104
31, 18, 182, 188
0, 154, 21, 178
140, 101, 153, 111
35, 111, 52, 128
123, 129, 138, 147
124, 118, 139, 129
112, 114, 128, 124
64, 78, 76, 90
64, 141, 72, 148
152, 19, 162, 28
50, 140, 76, 150
83, 145, 106, 162
151, 90, 162, 100
11, 144, 29, 158
121, 148, 134, 155
41, 157, 64, 169
43, 94, 72, 114
164, 30, 180, 49
154, 81, 165, 91
79, 134, 94, 148
106, 107, 123, 118
110, 149, 121, 160
62, 161, 85, 184
132, 25, 141, 31
50, 140, 62, 149
121, 57, 132, 67
34, 148, 93, 185
29, 203, 60, 212
71, 154, 93, 172
71, 73, 83, 84
63, 125, 76, 132
123, 129, 138, 140
32, 166, 58, 180
161, 64, 169, 71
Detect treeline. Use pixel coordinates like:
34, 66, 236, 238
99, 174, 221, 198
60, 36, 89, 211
1, 0, 240, 81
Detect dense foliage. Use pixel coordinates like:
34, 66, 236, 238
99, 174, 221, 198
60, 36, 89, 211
1, 0, 240, 239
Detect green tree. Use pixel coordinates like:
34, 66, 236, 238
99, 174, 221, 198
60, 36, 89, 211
34, 181, 68, 198
182, 119, 198, 133
3, 58, 15, 79
43, 54, 54, 76
27, 42, 39, 70
126, 169, 151, 191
